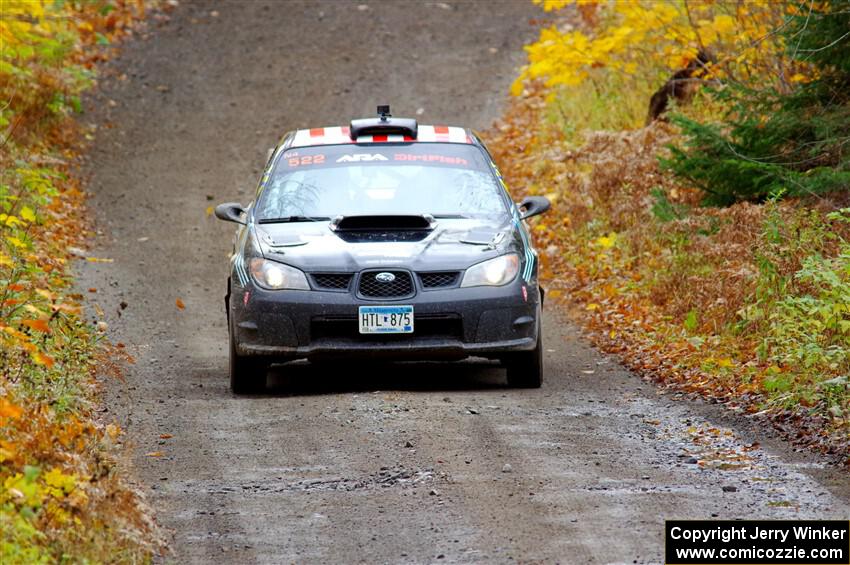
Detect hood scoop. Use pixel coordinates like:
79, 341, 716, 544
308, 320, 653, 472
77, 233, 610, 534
459, 229, 505, 249
330, 214, 435, 232
259, 230, 309, 249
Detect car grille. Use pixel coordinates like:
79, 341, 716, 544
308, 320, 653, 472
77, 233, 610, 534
311, 273, 353, 291
358, 270, 414, 298
418, 271, 460, 289
311, 315, 462, 341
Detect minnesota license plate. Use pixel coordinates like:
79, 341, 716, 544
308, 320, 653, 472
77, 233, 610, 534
358, 305, 414, 334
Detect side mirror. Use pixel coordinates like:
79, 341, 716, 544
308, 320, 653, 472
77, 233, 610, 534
214, 202, 247, 225
518, 196, 551, 220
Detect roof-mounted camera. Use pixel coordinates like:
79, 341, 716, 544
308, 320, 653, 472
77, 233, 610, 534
350, 105, 417, 139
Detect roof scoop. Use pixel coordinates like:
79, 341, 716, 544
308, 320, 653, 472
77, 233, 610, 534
330, 214, 435, 232
349, 105, 418, 139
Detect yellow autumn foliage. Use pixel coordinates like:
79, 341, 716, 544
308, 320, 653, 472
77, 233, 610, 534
1, 0, 160, 560
516, 0, 806, 97
0, 0, 47, 42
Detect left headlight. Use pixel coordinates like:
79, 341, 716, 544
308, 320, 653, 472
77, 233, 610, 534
248, 258, 310, 290
460, 254, 520, 287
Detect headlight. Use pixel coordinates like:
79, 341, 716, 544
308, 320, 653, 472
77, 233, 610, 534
248, 258, 310, 290
460, 254, 520, 287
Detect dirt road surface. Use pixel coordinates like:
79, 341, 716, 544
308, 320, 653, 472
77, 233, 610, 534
79, 1, 849, 563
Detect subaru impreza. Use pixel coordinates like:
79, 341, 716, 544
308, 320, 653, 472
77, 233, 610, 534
215, 107, 550, 393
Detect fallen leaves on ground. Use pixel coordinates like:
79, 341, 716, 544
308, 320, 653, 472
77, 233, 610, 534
0, 0, 165, 560
485, 83, 849, 465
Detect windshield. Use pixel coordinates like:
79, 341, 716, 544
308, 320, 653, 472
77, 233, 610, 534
257, 143, 508, 220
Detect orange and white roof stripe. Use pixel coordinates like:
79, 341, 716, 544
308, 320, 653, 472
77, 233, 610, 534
289, 125, 471, 148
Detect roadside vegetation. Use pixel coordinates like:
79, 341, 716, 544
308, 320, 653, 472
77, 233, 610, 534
492, 0, 849, 462
1, 1, 160, 561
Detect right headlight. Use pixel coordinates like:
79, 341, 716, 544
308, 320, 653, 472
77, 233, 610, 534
460, 254, 520, 287
248, 258, 310, 290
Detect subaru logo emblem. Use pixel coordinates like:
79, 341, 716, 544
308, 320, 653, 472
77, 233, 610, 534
375, 272, 395, 283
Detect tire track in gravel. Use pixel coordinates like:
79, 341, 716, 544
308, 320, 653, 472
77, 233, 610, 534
79, 1, 849, 563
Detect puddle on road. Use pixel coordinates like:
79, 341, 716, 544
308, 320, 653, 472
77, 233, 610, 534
166, 465, 444, 498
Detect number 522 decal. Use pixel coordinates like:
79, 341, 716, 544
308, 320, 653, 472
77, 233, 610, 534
286, 154, 325, 167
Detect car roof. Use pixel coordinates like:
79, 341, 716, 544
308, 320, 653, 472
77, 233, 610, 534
285, 125, 475, 149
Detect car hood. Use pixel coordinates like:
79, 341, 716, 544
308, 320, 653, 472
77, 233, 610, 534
254, 217, 515, 272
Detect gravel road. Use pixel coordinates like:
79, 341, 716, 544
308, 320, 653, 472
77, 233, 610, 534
78, 1, 849, 563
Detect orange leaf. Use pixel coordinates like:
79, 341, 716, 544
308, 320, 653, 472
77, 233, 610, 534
0, 398, 23, 419
159, 433, 173, 439
145, 451, 164, 457
22, 319, 50, 333
32, 351, 55, 368
175, 298, 185, 310
3, 326, 29, 341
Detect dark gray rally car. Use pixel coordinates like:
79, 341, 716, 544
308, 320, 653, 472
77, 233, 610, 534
215, 108, 550, 393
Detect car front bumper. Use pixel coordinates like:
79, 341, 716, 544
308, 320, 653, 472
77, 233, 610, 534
229, 278, 540, 362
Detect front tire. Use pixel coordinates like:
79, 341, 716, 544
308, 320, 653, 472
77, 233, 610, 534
506, 320, 543, 389
229, 320, 267, 394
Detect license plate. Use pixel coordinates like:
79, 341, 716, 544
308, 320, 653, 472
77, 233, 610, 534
358, 305, 414, 334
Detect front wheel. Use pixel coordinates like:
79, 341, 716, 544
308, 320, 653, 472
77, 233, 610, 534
229, 321, 267, 394
505, 321, 543, 389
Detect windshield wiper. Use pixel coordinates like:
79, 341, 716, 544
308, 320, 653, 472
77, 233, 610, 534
258, 215, 330, 224
430, 213, 470, 219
